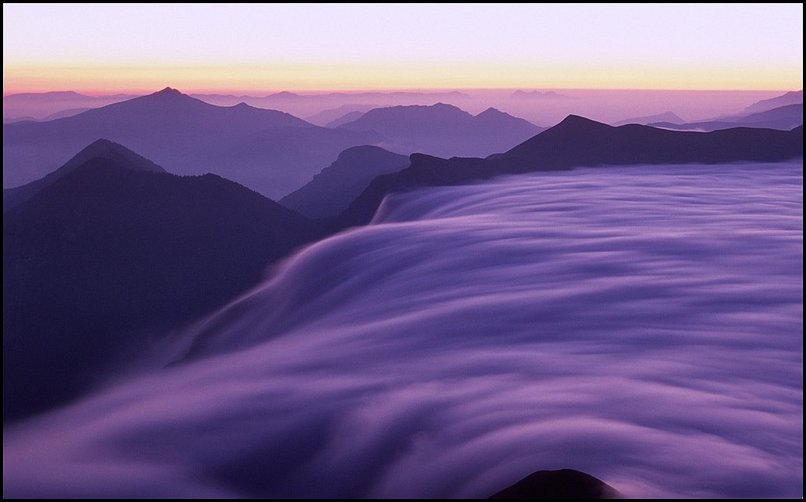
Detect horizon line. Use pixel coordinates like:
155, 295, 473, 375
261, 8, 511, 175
4, 86, 802, 98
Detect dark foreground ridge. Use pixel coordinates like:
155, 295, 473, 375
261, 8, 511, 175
489, 469, 621, 499
3, 140, 320, 421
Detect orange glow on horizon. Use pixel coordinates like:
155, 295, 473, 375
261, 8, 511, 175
3, 62, 802, 96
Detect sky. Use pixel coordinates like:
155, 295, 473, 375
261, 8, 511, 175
2, 3, 803, 94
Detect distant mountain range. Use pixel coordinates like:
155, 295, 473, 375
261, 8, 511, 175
305, 104, 376, 126
612, 111, 685, 126
649, 103, 802, 132
339, 115, 804, 227
3, 140, 319, 421
325, 109, 369, 128
280, 145, 409, 218
647, 90, 803, 131
3, 90, 135, 121
190, 90, 473, 118
3, 88, 380, 198
743, 90, 802, 114
336, 103, 544, 158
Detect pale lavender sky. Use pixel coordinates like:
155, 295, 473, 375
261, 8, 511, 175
3, 3, 803, 92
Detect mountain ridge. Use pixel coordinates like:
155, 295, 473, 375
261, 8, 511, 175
4, 140, 320, 421
337, 116, 803, 228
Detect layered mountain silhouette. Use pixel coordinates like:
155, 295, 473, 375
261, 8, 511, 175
324, 109, 368, 128
4, 138, 166, 211
743, 90, 802, 114
489, 469, 621, 499
339, 115, 804, 227
650, 103, 803, 132
612, 111, 684, 126
279, 145, 409, 218
3, 87, 380, 198
2, 90, 134, 121
304, 104, 374, 127
3, 140, 319, 421
336, 103, 544, 158
190, 90, 472, 118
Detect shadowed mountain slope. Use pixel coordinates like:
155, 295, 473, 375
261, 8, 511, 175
3, 138, 165, 211
3, 141, 319, 421
279, 145, 409, 218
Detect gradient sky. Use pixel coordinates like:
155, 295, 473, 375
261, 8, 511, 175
3, 3, 803, 94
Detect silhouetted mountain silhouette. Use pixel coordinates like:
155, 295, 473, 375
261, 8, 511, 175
650, 103, 802, 132
337, 103, 543, 158
612, 111, 684, 126
3, 87, 380, 198
325, 110, 367, 128
3, 141, 319, 421
190, 90, 472, 118
4, 138, 165, 211
338, 115, 803, 228
302, 104, 375, 126
489, 469, 621, 499
743, 90, 802, 114
2, 90, 135, 121
279, 145, 409, 218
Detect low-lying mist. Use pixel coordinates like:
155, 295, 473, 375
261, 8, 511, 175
4, 162, 802, 498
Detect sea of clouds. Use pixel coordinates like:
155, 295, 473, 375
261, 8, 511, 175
4, 162, 802, 498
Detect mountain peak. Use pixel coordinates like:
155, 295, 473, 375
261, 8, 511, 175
476, 107, 506, 117
550, 114, 614, 133
4, 140, 167, 212
63, 138, 167, 175
156, 86, 182, 96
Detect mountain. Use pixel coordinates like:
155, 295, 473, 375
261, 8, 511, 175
338, 116, 804, 228
650, 104, 803, 132
191, 90, 473, 118
2, 90, 134, 121
337, 103, 544, 158
3, 87, 380, 198
743, 90, 802, 114
4, 138, 166, 211
489, 469, 621, 499
505, 115, 803, 165
325, 110, 367, 128
279, 145, 409, 218
2, 116, 37, 124
612, 111, 684, 126
43, 107, 93, 120
304, 104, 375, 126
3, 140, 319, 421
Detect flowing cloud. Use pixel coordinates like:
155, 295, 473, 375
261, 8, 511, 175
4, 162, 802, 498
